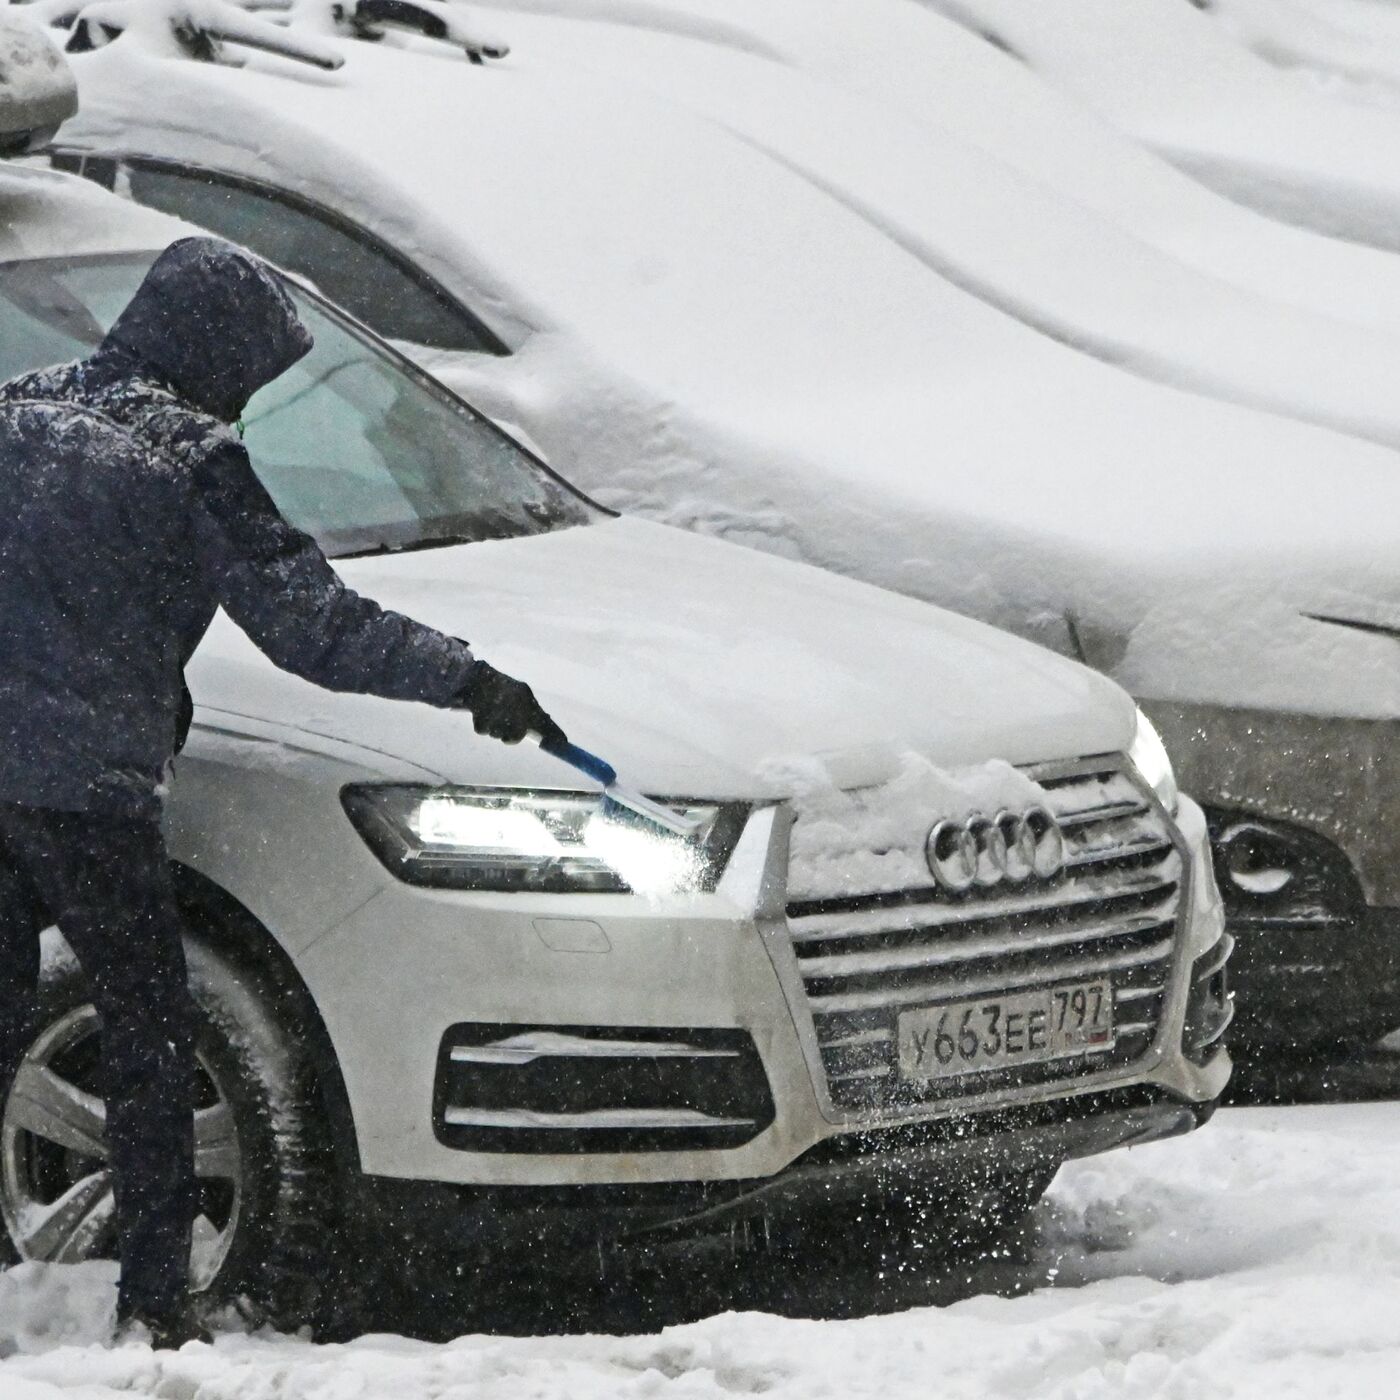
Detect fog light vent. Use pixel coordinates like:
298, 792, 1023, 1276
1183, 934, 1234, 1064
433, 1024, 774, 1153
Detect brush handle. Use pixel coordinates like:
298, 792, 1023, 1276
533, 733, 618, 788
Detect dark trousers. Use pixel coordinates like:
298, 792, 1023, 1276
0, 802, 198, 1319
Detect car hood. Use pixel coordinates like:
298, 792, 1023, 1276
188, 517, 1135, 797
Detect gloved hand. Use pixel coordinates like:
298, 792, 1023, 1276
454, 660, 567, 747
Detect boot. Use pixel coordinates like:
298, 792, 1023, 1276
115, 1302, 212, 1349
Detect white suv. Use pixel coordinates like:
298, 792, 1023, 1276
0, 27, 1230, 1323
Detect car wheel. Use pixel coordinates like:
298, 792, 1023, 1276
0, 929, 334, 1324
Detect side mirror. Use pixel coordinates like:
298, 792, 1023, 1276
0, 12, 78, 156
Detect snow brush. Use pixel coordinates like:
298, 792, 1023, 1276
531, 734, 701, 839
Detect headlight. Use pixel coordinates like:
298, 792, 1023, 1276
342, 785, 747, 896
1128, 707, 1179, 815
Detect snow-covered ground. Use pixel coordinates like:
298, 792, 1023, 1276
3, 1100, 1399, 1397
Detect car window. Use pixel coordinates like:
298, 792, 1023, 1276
121, 160, 507, 356
0, 251, 599, 556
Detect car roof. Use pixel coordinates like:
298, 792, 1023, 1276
63, 33, 992, 392
0, 161, 191, 263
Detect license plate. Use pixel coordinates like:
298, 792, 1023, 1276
897, 980, 1116, 1082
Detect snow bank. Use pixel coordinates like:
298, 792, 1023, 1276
8, 1104, 1400, 1396
766, 750, 1047, 902
0, 1260, 115, 1357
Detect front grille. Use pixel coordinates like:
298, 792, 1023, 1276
784, 759, 1182, 1114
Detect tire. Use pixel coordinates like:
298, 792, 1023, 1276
0, 926, 335, 1326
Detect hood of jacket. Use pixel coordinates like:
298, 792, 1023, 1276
103, 235, 312, 421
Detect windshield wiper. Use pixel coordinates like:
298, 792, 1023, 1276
332, 533, 478, 560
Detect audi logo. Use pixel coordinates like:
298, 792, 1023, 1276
925, 807, 1066, 893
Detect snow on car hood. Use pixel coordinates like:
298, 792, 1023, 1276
188, 517, 1135, 798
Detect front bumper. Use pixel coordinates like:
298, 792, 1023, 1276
297, 786, 1229, 1193
353, 1084, 1218, 1253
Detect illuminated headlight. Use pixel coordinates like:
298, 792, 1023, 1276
1128, 707, 1179, 815
342, 786, 747, 896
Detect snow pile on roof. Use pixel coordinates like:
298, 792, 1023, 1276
0, 163, 184, 260
5, 1104, 1400, 1394
769, 750, 1047, 902
468, 5, 1400, 458
1206, 0, 1400, 103
920, 0, 1400, 252
476, 0, 1400, 331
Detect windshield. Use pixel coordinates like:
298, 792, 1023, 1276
0, 251, 601, 555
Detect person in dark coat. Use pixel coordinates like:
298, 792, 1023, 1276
0, 236, 565, 1345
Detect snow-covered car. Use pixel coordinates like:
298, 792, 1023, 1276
1204, 0, 1400, 98
528, 0, 1400, 335
437, 1, 1400, 460
918, 0, 1400, 254
0, 53, 1230, 1319
37, 5, 1400, 1052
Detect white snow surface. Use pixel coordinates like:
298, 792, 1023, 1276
0, 10, 72, 107
197, 519, 1136, 797
1208, 0, 1400, 95
454, 7, 1400, 458
773, 750, 1046, 901
0, 163, 185, 261
478, 0, 1400, 332
919, 0, 1400, 252
5, 1103, 1400, 1396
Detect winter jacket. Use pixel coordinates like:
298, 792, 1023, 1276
0, 237, 476, 818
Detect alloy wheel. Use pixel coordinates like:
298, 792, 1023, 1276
0, 1004, 242, 1288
